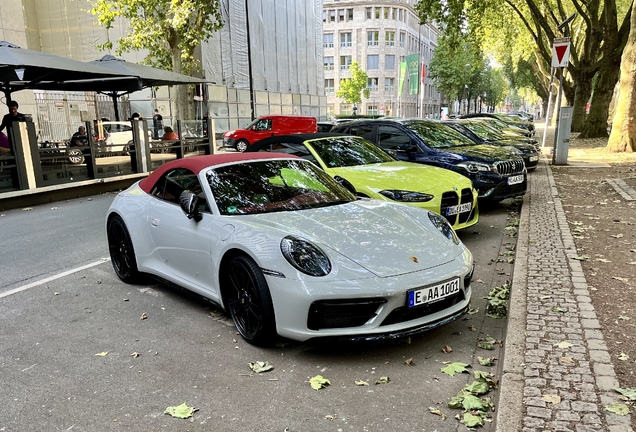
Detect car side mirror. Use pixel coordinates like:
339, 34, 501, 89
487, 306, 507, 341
179, 190, 202, 221
398, 144, 415, 153
333, 176, 356, 195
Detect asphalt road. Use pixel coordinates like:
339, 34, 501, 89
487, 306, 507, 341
0, 193, 519, 432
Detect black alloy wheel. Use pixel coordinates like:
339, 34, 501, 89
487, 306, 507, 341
226, 255, 276, 345
107, 215, 141, 283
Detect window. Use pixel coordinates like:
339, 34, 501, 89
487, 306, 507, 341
325, 79, 335, 93
323, 33, 334, 48
385, 78, 395, 92
329, 10, 336, 22
392, 8, 397, 20
367, 77, 379, 92
383, 7, 390, 19
367, 31, 379, 46
378, 126, 413, 151
324, 56, 334, 71
367, 104, 379, 116
375, 7, 380, 19
151, 168, 209, 212
366, 7, 372, 19
399, 32, 405, 48
323, 11, 326, 23
367, 54, 379, 69
385, 31, 395, 46
340, 32, 352, 47
398, 9, 403, 21
347, 8, 353, 20
338, 9, 345, 22
385, 55, 395, 70
340, 55, 352, 70
340, 104, 352, 115
348, 124, 374, 137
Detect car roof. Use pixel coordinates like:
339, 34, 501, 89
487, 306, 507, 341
138, 153, 300, 194
246, 132, 352, 149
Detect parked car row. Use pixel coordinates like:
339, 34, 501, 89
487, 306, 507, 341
104, 115, 539, 346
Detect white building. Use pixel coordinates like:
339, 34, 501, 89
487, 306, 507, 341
322, 0, 441, 118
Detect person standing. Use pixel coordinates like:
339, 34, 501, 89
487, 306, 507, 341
0, 101, 27, 154
152, 109, 164, 139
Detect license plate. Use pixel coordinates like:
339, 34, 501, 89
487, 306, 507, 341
408, 278, 460, 307
529, 155, 539, 162
446, 202, 472, 216
507, 174, 524, 185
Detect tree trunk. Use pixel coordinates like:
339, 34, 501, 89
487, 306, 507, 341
170, 46, 190, 126
607, 5, 636, 153
570, 72, 594, 132
578, 57, 621, 138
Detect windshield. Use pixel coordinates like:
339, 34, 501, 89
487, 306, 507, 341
404, 121, 475, 148
308, 136, 395, 167
207, 159, 355, 215
463, 121, 502, 141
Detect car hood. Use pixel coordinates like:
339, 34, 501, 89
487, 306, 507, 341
329, 161, 472, 194
239, 201, 462, 278
443, 144, 521, 162
482, 140, 538, 154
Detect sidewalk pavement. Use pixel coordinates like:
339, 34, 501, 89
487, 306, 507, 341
497, 155, 634, 432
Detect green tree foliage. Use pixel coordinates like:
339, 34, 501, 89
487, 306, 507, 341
429, 34, 504, 113
336, 62, 371, 105
88, 0, 224, 121
416, 0, 633, 140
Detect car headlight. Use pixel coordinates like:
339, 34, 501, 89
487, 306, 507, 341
457, 162, 493, 173
280, 236, 332, 276
428, 212, 459, 244
379, 190, 434, 202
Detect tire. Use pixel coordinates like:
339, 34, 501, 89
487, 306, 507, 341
107, 215, 141, 283
225, 255, 276, 345
235, 139, 249, 153
67, 148, 85, 165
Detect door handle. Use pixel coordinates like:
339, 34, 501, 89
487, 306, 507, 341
150, 217, 160, 227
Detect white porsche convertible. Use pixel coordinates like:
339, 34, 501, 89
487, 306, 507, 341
106, 153, 474, 345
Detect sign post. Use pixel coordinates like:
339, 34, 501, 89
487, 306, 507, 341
550, 37, 571, 164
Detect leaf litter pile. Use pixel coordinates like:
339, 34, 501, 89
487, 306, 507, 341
551, 141, 636, 425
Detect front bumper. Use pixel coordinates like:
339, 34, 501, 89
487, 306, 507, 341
266, 251, 474, 341
475, 176, 527, 201
222, 137, 236, 148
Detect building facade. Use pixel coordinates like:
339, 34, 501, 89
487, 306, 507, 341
322, 0, 441, 118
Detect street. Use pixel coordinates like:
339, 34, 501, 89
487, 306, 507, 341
0, 191, 522, 431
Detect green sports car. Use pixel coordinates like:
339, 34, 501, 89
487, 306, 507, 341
246, 133, 478, 230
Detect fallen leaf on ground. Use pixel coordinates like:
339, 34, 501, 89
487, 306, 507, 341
611, 234, 624, 238
404, 358, 414, 366
442, 345, 453, 353
249, 361, 274, 373
618, 316, 630, 321
325, 414, 336, 421
428, 407, 446, 420
572, 255, 590, 261
467, 307, 479, 315
555, 341, 573, 349
552, 307, 567, 313
130, 352, 140, 358
164, 402, 198, 419
618, 353, 629, 361
477, 357, 496, 366
440, 362, 470, 377
355, 380, 369, 386
613, 277, 629, 283
560, 356, 575, 364
615, 388, 636, 400
140, 313, 148, 320
542, 394, 561, 404
94, 351, 109, 357
375, 376, 391, 384
605, 402, 630, 416
309, 375, 331, 390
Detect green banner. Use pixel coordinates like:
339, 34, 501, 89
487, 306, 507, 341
398, 61, 407, 96
406, 53, 419, 95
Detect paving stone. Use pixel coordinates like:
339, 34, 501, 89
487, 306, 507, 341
525, 397, 547, 408
596, 375, 620, 392
589, 350, 612, 363
522, 417, 546, 428
556, 411, 581, 422
580, 319, 601, 329
524, 387, 542, 397
571, 401, 599, 412
526, 406, 553, 419
593, 363, 616, 376
545, 421, 575, 431
586, 339, 607, 350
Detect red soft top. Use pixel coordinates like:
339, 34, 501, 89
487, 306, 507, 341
139, 153, 300, 193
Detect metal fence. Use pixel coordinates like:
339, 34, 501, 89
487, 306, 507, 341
34, 92, 130, 143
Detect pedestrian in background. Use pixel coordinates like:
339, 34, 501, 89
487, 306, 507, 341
153, 109, 164, 139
